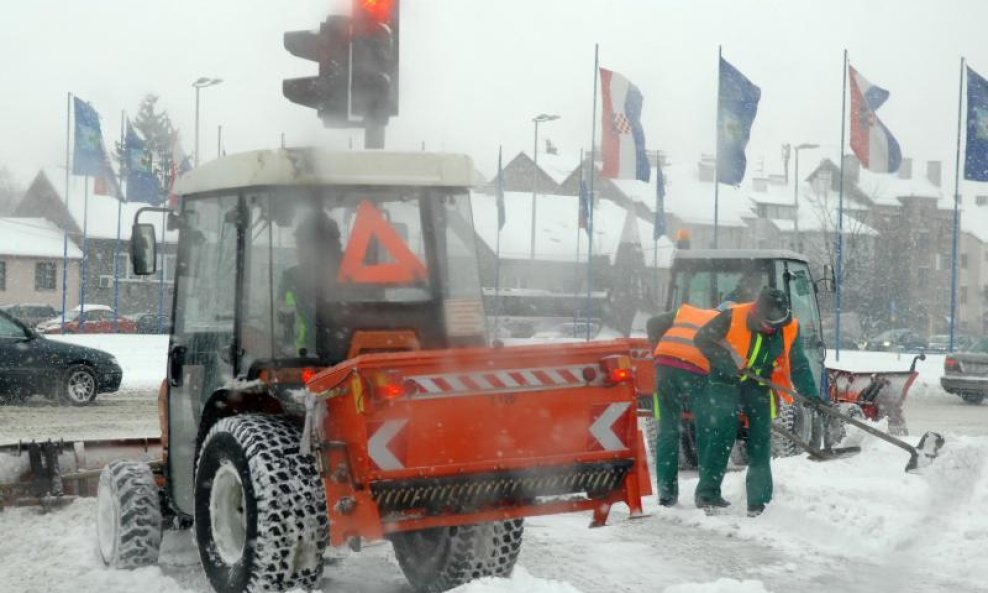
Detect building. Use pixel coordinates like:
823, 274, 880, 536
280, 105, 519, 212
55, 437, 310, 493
13, 170, 177, 316
957, 192, 988, 334
0, 217, 82, 310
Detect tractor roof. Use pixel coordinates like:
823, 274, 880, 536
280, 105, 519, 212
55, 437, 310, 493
173, 148, 476, 195
673, 249, 810, 264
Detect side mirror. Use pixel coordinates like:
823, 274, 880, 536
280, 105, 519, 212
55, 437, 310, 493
131, 223, 158, 276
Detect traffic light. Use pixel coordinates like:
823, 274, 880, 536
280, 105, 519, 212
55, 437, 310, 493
351, 0, 399, 121
283, 15, 351, 127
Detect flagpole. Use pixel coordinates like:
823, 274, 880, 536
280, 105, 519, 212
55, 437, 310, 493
157, 147, 170, 334
835, 49, 848, 362
61, 92, 72, 334
113, 110, 125, 333
586, 43, 599, 341
494, 145, 503, 339
950, 57, 966, 353
714, 45, 722, 249
576, 148, 584, 326
79, 175, 89, 330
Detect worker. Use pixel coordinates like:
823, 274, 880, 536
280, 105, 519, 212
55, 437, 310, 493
646, 303, 720, 507
693, 287, 823, 516
278, 210, 343, 357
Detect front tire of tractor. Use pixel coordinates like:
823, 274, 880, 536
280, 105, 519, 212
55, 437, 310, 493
772, 401, 814, 458
96, 460, 163, 569
194, 415, 328, 593
390, 519, 525, 593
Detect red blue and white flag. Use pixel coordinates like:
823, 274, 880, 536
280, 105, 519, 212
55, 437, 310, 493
600, 68, 650, 182
848, 66, 902, 173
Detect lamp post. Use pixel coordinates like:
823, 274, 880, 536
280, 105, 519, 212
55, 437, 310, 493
792, 142, 819, 252
193, 77, 223, 167
531, 113, 560, 260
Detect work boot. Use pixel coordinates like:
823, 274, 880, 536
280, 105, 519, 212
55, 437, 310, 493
695, 496, 731, 510
747, 504, 766, 517
659, 495, 677, 507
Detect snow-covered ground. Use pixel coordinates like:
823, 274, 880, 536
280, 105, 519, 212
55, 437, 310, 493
2, 337, 988, 593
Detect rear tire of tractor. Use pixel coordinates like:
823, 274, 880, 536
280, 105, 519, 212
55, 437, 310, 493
391, 519, 524, 593
962, 394, 985, 405
96, 460, 163, 569
194, 415, 328, 593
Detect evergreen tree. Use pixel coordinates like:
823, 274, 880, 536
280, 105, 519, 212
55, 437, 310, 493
114, 94, 178, 192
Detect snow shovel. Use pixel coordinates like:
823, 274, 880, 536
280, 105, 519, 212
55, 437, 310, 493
741, 371, 944, 472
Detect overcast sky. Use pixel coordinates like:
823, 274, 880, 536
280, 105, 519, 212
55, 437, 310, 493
3, 0, 988, 190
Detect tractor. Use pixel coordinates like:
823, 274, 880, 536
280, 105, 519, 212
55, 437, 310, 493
95, 148, 650, 593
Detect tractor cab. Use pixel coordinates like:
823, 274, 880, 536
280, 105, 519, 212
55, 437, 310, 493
666, 249, 831, 388
131, 148, 486, 513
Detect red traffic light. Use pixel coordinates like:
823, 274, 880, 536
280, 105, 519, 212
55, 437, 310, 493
355, 0, 394, 23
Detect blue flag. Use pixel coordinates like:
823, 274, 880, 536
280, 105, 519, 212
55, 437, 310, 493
72, 97, 110, 177
125, 121, 164, 204
717, 57, 761, 185
578, 178, 590, 234
496, 146, 505, 230
965, 66, 988, 181
653, 161, 666, 240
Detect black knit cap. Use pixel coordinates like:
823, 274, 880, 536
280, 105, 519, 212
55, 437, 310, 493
754, 286, 791, 328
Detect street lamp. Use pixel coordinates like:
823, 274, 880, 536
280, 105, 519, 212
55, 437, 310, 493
193, 77, 223, 167
531, 113, 560, 260
792, 142, 819, 252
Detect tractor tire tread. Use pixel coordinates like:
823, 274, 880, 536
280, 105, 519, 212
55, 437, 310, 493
99, 460, 163, 569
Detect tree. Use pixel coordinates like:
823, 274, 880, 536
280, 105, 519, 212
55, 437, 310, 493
0, 166, 22, 215
114, 95, 178, 191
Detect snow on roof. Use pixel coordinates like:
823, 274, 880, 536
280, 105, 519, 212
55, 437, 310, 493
43, 168, 177, 243
960, 202, 988, 242
855, 166, 946, 207
609, 159, 750, 227
749, 181, 878, 235
471, 191, 674, 267
528, 152, 582, 186
0, 217, 82, 259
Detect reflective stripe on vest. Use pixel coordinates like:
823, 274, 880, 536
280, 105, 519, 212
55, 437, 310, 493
653, 304, 719, 373
724, 302, 799, 402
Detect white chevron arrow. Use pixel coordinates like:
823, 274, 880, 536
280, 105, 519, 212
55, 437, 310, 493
368, 419, 408, 471
589, 403, 630, 451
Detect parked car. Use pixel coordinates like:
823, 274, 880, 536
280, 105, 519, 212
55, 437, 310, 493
134, 312, 171, 334
864, 328, 927, 352
942, 338, 988, 404
530, 321, 623, 341
927, 334, 975, 353
0, 304, 60, 329
36, 304, 137, 334
0, 309, 123, 405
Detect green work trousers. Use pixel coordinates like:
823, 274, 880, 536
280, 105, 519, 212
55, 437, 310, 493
693, 380, 774, 508
654, 365, 708, 501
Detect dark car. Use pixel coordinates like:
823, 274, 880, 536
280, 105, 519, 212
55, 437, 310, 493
942, 338, 988, 404
864, 328, 928, 352
0, 309, 123, 405
0, 304, 59, 330
134, 313, 171, 334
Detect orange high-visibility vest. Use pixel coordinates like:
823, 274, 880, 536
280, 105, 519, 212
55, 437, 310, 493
723, 302, 799, 403
653, 304, 720, 373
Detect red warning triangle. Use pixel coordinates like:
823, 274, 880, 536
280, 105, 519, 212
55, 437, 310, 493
337, 200, 428, 285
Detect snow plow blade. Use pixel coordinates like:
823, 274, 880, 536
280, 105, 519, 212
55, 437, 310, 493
0, 438, 161, 509
742, 372, 943, 473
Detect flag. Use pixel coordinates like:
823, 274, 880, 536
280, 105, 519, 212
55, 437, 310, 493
717, 57, 761, 185
496, 146, 505, 230
125, 121, 164, 205
72, 97, 110, 177
848, 65, 902, 173
167, 132, 192, 208
600, 68, 650, 182
578, 178, 590, 234
653, 160, 666, 240
965, 66, 988, 181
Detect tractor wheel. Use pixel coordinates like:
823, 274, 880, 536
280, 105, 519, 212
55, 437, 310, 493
641, 416, 659, 463
96, 460, 163, 569
60, 364, 97, 405
962, 394, 985, 405
833, 403, 867, 447
772, 401, 814, 458
390, 519, 524, 593
194, 415, 328, 593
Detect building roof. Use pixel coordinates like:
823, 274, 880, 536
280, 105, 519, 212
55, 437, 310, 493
748, 180, 878, 235
855, 166, 946, 207
471, 191, 674, 267
175, 148, 476, 195
528, 152, 583, 186
0, 217, 82, 259
37, 169, 177, 243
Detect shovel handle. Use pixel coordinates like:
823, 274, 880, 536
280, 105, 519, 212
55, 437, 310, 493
742, 371, 920, 460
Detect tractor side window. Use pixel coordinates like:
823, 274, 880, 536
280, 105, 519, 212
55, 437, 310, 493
434, 191, 486, 342
242, 194, 278, 366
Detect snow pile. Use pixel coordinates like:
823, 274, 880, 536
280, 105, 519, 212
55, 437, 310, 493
452, 567, 585, 593
50, 334, 168, 394
663, 579, 772, 593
